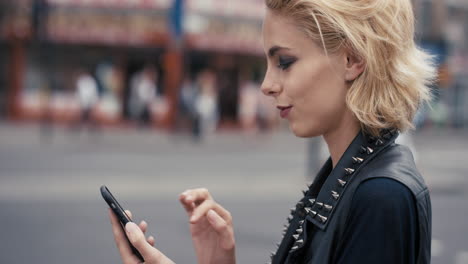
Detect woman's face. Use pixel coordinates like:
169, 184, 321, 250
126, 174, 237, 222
261, 10, 351, 138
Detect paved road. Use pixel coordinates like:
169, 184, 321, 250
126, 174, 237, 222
0, 123, 467, 263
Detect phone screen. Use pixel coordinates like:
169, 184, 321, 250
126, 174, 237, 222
100, 185, 144, 261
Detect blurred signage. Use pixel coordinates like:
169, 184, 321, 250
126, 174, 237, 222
46, 0, 172, 9
185, 17, 263, 55
45, 3, 170, 46
0, 0, 33, 40
185, 0, 264, 54
186, 0, 265, 19
169, 0, 184, 41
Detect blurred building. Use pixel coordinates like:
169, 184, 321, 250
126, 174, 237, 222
0, 0, 265, 128
414, 0, 468, 128
0, 0, 467, 129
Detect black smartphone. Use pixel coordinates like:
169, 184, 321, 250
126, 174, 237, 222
100, 185, 144, 262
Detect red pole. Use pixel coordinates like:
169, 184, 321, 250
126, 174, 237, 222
7, 38, 25, 120
161, 47, 183, 130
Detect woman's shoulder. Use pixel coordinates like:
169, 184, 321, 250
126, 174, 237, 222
361, 143, 429, 196
352, 177, 415, 209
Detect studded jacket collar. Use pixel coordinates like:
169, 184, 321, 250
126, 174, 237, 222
270, 129, 432, 264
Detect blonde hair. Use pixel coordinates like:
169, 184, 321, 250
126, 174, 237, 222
265, 0, 436, 136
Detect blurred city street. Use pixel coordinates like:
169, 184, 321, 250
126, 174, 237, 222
0, 123, 467, 264
1, 0, 467, 263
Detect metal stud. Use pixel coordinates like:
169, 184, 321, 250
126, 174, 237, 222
290, 207, 296, 214
323, 204, 333, 212
296, 201, 304, 209
331, 190, 340, 200
337, 179, 347, 187
344, 168, 355, 175
293, 234, 300, 240
360, 146, 367, 153
367, 135, 376, 143
309, 198, 316, 205
298, 220, 304, 225
316, 202, 323, 209
375, 139, 384, 146
317, 214, 328, 223
352, 157, 364, 164
382, 132, 392, 140
295, 239, 304, 246
287, 215, 293, 221
295, 228, 303, 234
302, 190, 307, 195
366, 147, 374, 154
305, 207, 317, 217
291, 245, 299, 251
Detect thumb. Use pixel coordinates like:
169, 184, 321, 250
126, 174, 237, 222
125, 222, 161, 262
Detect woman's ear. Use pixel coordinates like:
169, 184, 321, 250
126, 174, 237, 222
344, 52, 365, 82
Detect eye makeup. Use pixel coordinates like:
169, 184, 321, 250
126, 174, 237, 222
277, 55, 297, 70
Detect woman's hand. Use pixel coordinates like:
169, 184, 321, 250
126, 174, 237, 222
108, 209, 175, 264
179, 188, 236, 264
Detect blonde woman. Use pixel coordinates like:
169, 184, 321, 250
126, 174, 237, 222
107, 0, 435, 263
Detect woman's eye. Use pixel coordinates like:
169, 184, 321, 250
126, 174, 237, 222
277, 57, 296, 70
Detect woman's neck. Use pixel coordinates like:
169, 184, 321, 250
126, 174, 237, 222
323, 112, 361, 168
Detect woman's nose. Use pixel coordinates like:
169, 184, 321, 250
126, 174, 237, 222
261, 78, 281, 97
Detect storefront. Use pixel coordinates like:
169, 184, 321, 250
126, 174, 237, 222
183, 0, 266, 128
2, 0, 269, 129
17, 0, 172, 124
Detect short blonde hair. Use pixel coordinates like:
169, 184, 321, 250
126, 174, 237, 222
265, 0, 436, 136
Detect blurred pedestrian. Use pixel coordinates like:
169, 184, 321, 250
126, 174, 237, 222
129, 65, 158, 127
239, 79, 260, 133
179, 74, 201, 139
74, 69, 99, 132
194, 70, 218, 135
107, 0, 435, 263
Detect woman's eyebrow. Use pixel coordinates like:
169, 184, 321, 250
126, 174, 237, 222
268, 45, 290, 57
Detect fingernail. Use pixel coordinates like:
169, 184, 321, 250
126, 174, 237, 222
190, 215, 196, 222
186, 195, 193, 202
125, 222, 138, 236
206, 210, 216, 222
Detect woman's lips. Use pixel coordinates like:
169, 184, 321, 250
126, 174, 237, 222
277, 106, 293, 118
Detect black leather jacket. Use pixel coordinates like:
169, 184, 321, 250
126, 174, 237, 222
271, 130, 432, 264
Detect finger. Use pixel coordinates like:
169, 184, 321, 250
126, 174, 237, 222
190, 199, 232, 224
206, 209, 235, 250
108, 209, 139, 263
181, 188, 212, 205
179, 192, 195, 214
126, 222, 162, 262
147, 235, 155, 247
124, 210, 133, 220
139, 220, 148, 234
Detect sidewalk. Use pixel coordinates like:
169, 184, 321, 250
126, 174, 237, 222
0, 122, 467, 200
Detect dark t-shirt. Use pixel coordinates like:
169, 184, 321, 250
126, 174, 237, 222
334, 178, 418, 264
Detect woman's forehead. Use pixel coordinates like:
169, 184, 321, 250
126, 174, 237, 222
262, 11, 314, 54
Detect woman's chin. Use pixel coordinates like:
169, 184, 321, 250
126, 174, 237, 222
290, 123, 321, 138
